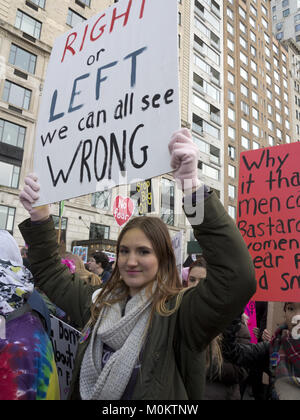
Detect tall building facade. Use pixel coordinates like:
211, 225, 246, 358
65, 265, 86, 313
271, 0, 300, 43
223, 0, 292, 219
190, 0, 224, 203
0, 0, 191, 258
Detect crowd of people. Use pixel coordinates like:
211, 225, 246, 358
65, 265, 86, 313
0, 128, 299, 400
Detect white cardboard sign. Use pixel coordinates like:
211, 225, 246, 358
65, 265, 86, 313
34, 0, 180, 206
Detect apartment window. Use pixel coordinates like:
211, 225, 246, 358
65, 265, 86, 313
252, 91, 258, 103
0, 205, 15, 234
2, 80, 32, 110
89, 223, 110, 240
227, 7, 233, 20
240, 51, 248, 66
15, 10, 42, 39
239, 6, 246, 20
161, 178, 175, 226
253, 141, 260, 150
228, 126, 236, 140
250, 30, 256, 42
241, 118, 249, 132
228, 71, 235, 85
0, 161, 20, 188
29, 0, 45, 7
0, 119, 26, 148
228, 108, 235, 121
249, 16, 256, 29
241, 84, 248, 97
91, 190, 111, 210
228, 184, 236, 199
228, 90, 235, 103
228, 205, 236, 219
228, 145, 235, 160
240, 67, 248, 81
250, 46, 257, 57
252, 107, 259, 120
227, 38, 234, 52
252, 123, 260, 137
202, 163, 219, 181
241, 136, 250, 149
239, 21, 246, 34
228, 164, 236, 178
283, 9, 290, 17
9, 44, 37, 74
268, 135, 274, 146
77, 0, 91, 5
67, 9, 86, 27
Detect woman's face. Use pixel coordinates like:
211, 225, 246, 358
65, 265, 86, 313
187, 266, 207, 288
118, 228, 159, 296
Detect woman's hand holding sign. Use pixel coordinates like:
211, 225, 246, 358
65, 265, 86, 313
19, 174, 50, 222
168, 128, 201, 193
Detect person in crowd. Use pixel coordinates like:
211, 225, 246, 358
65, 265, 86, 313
187, 257, 250, 400
0, 230, 60, 400
87, 252, 111, 284
20, 246, 30, 270
186, 257, 207, 288
18, 128, 256, 400
63, 252, 102, 287
222, 302, 300, 400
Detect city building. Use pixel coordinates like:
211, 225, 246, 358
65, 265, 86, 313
0, 0, 193, 260
271, 0, 300, 44
223, 0, 291, 219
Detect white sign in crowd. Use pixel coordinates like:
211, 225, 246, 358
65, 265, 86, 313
34, 0, 180, 206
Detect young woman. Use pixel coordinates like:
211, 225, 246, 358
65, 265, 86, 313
18, 128, 256, 400
186, 257, 207, 288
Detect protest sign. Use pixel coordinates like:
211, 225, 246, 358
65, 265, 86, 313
50, 316, 81, 400
237, 142, 300, 302
130, 178, 154, 215
33, 0, 180, 206
72, 245, 88, 263
113, 195, 134, 226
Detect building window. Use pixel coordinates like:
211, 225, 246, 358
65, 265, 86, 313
76, 0, 91, 6
228, 205, 236, 220
0, 205, 15, 233
228, 184, 236, 199
160, 178, 175, 226
89, 223, 110, 240
2, 80, 32, 110
15, 10, 42, 39
67, 9, 86, 27
228, 145, 235, 160
0, 161, 20, 188
9, 44, 37, 74
0, 119, 26, 149
91, 190, 111, 210
29, 0, 46, 8
228, 164, 236, 178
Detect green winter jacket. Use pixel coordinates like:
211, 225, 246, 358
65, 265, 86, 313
19, 192, 256, 400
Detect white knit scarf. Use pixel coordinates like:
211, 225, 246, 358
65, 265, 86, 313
79, 288, 153, 400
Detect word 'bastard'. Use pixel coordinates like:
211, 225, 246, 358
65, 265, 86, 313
237, 142, 300, 302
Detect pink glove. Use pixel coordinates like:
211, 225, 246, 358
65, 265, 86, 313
19, 173, 50, 222
169, 128, 200, 192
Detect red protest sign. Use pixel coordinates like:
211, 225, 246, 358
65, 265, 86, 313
237, 142, 300, 302
113, 196, 134, 227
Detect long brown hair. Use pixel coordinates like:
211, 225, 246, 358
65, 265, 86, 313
63, 252, 102, 286
90, 216, 184, 325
